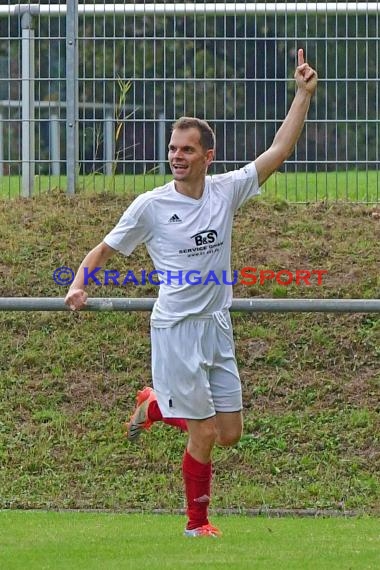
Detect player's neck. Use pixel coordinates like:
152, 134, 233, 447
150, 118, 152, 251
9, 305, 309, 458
173, 179, 205, 200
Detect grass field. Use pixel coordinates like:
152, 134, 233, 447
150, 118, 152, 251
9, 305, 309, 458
1, 170, 379, 202
1, 511, 379, 570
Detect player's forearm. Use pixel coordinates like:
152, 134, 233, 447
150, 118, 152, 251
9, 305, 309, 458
271, 88, 313, 162
69, 242, 114, 291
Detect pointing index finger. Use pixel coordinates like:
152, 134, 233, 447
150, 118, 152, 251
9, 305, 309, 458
298, 48, 304, 67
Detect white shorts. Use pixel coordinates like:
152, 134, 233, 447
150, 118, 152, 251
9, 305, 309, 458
151, 310, 242, 420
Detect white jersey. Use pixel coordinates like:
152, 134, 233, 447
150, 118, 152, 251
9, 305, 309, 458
104, 161, 260, 327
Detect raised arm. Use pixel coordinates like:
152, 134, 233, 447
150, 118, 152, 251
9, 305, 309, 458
64, 241, 116, 310
254, 48, 318, 186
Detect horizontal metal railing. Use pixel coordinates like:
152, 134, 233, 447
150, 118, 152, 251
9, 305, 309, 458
0, 298, 379, 313
1, 4, 380, 16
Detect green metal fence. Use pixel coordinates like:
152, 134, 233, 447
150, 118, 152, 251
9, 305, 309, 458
0, 2, 379, 202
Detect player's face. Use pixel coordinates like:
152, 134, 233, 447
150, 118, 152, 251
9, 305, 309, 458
168, 128, 214, 183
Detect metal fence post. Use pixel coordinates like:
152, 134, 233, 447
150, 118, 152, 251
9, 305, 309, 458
0, 109, 3, 177
50, 110, 60, 176
104, 110, 114, 177
158, 113, 166, 175
66, 0, 78, 194
20, 8, 36, 197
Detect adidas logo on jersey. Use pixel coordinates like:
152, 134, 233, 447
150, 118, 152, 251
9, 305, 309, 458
168, 213, 182, 223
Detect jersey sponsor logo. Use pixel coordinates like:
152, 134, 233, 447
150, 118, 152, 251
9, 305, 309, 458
168, 213, 182, 223
191, 229, 218, 246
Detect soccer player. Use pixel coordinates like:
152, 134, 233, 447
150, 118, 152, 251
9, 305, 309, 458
65, 49, 317, 537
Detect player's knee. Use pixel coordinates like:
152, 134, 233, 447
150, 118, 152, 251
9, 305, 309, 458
217, 429, 242, 447
201, 423, 218, 446
187, 422, 218, 456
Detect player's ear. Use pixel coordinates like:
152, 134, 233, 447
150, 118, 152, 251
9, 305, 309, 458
205, 148, 214, 165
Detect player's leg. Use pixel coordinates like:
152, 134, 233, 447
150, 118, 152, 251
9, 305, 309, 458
151, 319, 222, 537
147, 397, 188, 430
210, 310, 244, 447
125, 321, 193, 440
125, 386, 187, 442
182, 336, 244, 536
182, 416, 222, 537
215, 410, 243, 447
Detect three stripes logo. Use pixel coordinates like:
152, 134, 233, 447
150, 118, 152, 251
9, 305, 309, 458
168, 213, 182, 223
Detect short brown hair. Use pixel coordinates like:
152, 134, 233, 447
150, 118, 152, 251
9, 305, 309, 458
171, 117, 215, 151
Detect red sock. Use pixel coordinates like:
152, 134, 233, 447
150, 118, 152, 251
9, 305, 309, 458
148, 400, 188, 432
182, 450, 212, 530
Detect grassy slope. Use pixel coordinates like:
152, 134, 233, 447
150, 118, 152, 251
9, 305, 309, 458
0, 192, 379, 512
